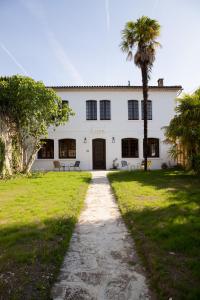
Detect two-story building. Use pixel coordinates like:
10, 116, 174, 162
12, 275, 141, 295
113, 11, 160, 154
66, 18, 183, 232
32, 79, 182, 171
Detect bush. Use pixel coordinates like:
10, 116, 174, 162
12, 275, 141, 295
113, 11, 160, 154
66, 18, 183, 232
191, 154, 200, 174
161, 162, 168, 169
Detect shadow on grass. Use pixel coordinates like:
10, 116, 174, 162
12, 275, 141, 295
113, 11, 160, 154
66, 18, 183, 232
0, 216, 77, 300
108, 170, 200, 300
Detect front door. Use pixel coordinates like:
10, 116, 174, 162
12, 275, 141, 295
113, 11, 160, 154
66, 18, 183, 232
92, 139, 106, 170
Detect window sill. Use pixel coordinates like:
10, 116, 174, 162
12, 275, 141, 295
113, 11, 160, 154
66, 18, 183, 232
36, 158, 54, 160
59, 158, 76, 160
122, 157, 139, 159
143, 157, 160, 159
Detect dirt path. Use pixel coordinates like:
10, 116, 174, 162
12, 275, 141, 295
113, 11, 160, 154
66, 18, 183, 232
52, 171, 150, 300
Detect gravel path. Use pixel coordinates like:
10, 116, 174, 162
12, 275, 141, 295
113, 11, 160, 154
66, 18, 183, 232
52, 171, 150, 300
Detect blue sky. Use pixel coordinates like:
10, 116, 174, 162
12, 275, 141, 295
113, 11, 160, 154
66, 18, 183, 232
0, 0, 200, 92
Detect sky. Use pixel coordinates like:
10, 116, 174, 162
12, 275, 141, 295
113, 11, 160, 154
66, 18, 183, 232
0, 0, 200, 92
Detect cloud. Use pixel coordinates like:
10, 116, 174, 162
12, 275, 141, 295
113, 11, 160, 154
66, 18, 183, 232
20, 0, 84, 85
105, 0, 110, 32
0, 43, 29, 75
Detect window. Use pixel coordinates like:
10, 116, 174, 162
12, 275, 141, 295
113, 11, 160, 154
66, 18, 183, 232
100, 100, 111, 120
141, 100, 152, 120
122, 138, 139, 158
128, 100, 139, 120
62, 100, 69, 107
143, 138, 159, 157
38, 139, 54, 159
59, 139, 76, 158
86, 100, 97, 120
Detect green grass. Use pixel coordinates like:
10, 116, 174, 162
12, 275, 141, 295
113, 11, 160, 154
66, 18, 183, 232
0, 171, 91, 300
108, 170, 200, 300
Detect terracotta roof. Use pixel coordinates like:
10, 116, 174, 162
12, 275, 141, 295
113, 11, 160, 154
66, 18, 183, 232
46, 85, 182, 90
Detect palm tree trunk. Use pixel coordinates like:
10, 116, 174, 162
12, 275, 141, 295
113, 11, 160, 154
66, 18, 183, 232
141, 65, 148, 171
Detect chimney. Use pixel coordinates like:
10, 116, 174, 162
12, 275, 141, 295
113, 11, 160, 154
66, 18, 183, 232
158, 78, 164, 87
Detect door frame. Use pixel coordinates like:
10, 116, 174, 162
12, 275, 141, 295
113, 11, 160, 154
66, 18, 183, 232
92, 138, 106, 170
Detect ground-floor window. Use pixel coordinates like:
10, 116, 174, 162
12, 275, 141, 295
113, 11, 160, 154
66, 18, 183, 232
143, 138, 159, 157
59, 139, 76, 158
38, 139, 54, 159
122, 138, 139, 158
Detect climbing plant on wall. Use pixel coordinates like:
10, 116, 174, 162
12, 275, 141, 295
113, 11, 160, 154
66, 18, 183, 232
0, 139, 5, 175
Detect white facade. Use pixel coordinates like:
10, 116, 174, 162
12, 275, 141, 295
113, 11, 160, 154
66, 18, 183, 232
32, 84, 182, 171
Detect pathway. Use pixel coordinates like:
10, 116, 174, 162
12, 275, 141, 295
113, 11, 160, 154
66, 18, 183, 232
52, 171, 150, 300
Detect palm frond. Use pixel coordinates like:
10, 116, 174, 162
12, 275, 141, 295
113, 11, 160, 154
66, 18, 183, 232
127, 51, 133, 61
120, 16, 161, 71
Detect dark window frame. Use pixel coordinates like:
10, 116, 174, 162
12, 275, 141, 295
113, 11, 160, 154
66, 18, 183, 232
59, 139, 76, 159
38, 139, 54, 159
100, 100, 111, 120
143, 138, 159, 158
141, 100, 152, 120
122, 138, 139, 158
128, 100, 139, 120
86, 100, 97, 120
62, 100, 69, 107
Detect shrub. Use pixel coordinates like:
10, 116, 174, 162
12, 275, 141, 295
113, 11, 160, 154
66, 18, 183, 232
191, 154, 200, 174
161, 162, 168, 169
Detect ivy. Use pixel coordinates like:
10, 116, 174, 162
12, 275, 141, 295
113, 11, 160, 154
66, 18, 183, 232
0, 139, 5, 175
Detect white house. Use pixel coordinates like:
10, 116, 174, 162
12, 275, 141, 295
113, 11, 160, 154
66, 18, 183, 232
32, 79, 182, 171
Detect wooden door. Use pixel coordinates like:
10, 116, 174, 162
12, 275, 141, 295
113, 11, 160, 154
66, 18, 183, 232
92, 139, 106, 169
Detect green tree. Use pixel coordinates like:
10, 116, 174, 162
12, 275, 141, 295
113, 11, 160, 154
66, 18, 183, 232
120, 16, 161, 171
165, 88, 200, 171
0, 75, 73, 176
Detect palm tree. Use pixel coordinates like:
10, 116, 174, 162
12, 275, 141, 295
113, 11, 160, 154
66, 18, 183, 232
120, 16, 161, 171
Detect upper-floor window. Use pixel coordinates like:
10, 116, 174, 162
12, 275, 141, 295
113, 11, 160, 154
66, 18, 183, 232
59, 139, 76, 159
143, 138, 159, 157
62, 100, 69, 107
128, 100, 139, 120
141, 100, 152, 120
86, 100, 97, 120
100, 100, 111, 120
38, 139, 54, 159
122, 138, 139, 158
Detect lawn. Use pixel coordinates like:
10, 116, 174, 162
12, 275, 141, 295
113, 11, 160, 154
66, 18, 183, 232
0, 171, 91, 300
108, 170, 200, 300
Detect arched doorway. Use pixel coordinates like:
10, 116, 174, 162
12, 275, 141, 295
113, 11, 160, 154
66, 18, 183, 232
92, 139, 106, 170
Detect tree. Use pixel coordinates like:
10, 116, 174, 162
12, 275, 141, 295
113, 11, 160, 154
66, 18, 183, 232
165, 88, 200, 172
0, 77, 17, 176
0, 75, 73, 176
120, 16, 161, 171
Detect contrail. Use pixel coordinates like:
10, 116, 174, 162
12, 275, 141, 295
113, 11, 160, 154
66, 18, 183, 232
47, 31, 85, 85
20, 0, 84, 84
0, 43, 29, 75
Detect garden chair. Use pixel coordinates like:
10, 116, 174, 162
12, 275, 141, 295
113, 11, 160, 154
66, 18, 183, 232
121, 160, 129, 170
69, 160, 81, 171
53, 160, 68, 171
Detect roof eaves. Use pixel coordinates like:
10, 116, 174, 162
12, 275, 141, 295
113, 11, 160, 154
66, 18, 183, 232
46, 85, 182, 90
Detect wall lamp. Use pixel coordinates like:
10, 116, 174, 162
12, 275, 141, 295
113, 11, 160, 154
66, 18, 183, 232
84, 137, 87, 143
112, 137, 115, 143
